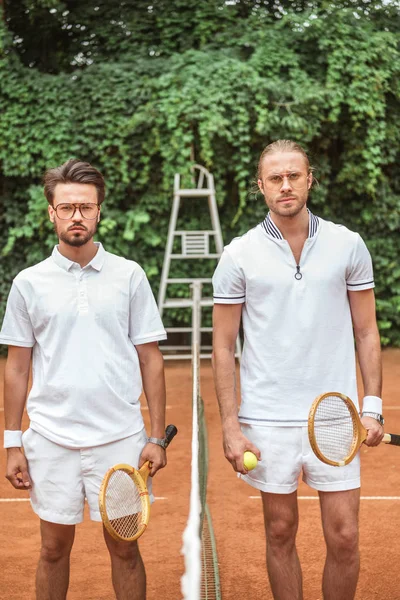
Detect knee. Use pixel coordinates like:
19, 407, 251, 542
40, 538, 73, 563
266, 518, 297, 549
327, 525, 359, 558
109, 540, 141, 564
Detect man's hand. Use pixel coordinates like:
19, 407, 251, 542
223, 428, 261, 475
6, 448, 32, 490
138, 442, 167, 477
361, 416, 384, 447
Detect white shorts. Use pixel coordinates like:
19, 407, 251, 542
22, 427, 153, 525
239, 424, 360, 494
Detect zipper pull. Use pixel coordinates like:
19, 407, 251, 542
295, 265, 302, 280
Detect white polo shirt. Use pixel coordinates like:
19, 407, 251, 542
212, 212, 376, 426
0, 243, 167, 448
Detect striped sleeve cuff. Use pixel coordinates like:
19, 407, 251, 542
213, 294, 246, 304
346, 279, 375, 291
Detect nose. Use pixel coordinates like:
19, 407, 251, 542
280, 176, 292, 193
72, 206, 82, 219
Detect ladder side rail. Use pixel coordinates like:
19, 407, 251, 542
207, 174, 224, 255
158, 183, 182, 316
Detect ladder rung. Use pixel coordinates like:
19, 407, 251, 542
163, 354, 193, 360
174, 230, 216, 235
165, 327, 213, 332
169, 254, 220, 259
176, 189, 213, 197
166, 278, 212, 284
163, 353, 239, 360
162, 297, 214, 308
160, 345, 212, 351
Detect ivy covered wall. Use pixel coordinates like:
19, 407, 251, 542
1, 1, 400, 344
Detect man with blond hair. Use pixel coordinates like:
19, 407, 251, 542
1, 159, 168, 600
212, 140, 384, 600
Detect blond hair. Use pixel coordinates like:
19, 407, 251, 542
257, 140, 311, 179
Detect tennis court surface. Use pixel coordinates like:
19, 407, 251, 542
1, 349, 399, 599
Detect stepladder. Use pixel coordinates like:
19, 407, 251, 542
157, 164, 241, 360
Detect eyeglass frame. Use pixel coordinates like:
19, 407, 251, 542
262, 171, 311, 189
53, 202, 100, 220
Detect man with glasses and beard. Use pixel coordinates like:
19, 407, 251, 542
1, 159, 168, 600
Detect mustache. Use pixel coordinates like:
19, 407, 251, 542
67, 224, 88, 232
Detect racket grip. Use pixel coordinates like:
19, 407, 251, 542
383, 433, 400, 446
165, 424, 178, 447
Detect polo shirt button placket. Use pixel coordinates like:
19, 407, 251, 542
77, 271, 89, 315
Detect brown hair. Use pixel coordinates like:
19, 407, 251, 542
257, 139, 311, 180
43, 159, 106, 206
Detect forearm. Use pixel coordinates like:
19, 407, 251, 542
4, 364, 30, 431
212, 347, 240, 433
139, 348, 166, 438
355, 327, 382, 401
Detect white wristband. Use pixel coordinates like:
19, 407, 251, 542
4, 430, 23, 448
362, 396, 382, 414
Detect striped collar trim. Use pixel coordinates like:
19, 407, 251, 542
261, 209, 319, 240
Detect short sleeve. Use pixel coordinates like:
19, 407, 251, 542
0, 282, 35, 347
212, 249, 246, 304
346, 234, 375, 291
129, 271, 167, 345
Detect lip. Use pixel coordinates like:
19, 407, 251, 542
279, 197, 296, 202
69, 227, 86, 232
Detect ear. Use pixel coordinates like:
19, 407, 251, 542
97, 206, 101, 222
48, 204, 55, 223
257, 179, 264, 196
307, 173, 313, 190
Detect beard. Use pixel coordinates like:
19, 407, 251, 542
54, 221, 97, 247
268, 194, 308, 218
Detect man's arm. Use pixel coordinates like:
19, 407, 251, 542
348, 288, 383, 446
135, 341, 167, 476
212, 303, 260, 474
4, 345, 33, 489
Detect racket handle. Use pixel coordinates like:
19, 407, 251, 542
383, 433, 400, 446
165, 424, 178, 447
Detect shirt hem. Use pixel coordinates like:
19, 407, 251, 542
29, 422, 145, 449
0, 336, 35, 347
132, 332, 167, 344
239, 417, 309, 427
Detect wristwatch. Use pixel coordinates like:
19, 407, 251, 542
361, 412, 384, 426
147, 436, 169, 449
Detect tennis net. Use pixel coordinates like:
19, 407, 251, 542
181, 282, 221, 600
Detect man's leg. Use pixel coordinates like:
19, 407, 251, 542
261, 491, 302, 600
36, 520, 75, 600
103, 525, 146, 600
319, 489, 360, 600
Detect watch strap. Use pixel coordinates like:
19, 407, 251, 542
147, 436, 167, 449
361, 412, 384, 425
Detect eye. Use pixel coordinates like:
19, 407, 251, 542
59, 204, 71, 212
270, 175, 281, 184
289, 173, 300, 180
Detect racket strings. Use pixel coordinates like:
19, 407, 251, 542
105, 470, 144, 538
313, 396, 357, 462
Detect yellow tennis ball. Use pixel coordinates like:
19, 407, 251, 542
243, 451, 258, 471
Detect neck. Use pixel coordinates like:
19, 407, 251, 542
58, 239, 98, 268
270, 206, 309, 239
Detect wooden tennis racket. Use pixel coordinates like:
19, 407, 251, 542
308, 392, 400, 467
99, 424, 178, 542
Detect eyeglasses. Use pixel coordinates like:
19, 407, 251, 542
53, 203, 99, 220
264, 172, 308, 189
